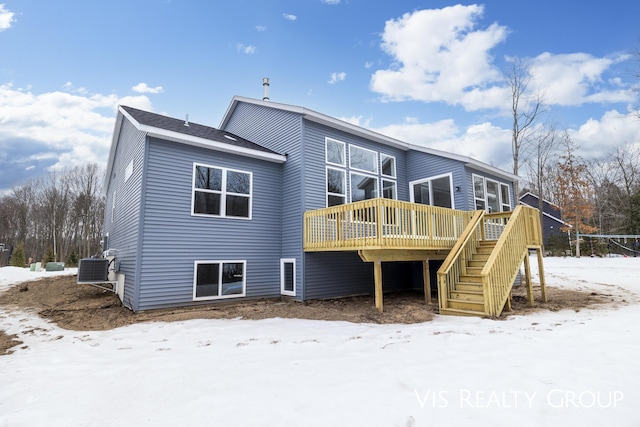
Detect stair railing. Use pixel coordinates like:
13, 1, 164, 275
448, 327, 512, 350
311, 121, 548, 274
437, 210, 485, 311
481, 205, 541, 316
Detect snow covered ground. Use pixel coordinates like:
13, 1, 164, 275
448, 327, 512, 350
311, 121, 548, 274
1, 256, 639, 427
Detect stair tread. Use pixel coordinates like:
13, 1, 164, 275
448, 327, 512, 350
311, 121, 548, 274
440, 307, 485, 317
448, 298, 484, 305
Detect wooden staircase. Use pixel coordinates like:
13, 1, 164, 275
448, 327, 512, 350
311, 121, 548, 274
440, 240, 496, 316
437, 205, 547, 317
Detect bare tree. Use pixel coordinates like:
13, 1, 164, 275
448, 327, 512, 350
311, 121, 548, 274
508, 57, 546, 195
524, 123, 561, 251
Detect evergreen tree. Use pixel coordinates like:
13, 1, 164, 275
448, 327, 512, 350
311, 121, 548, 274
9, 242, 25, 267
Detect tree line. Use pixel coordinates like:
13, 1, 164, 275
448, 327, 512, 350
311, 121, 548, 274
0, 163, 105, 267
509, 53, 640, 254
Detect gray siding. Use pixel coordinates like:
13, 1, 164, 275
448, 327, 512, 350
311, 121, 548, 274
223, 103, 306, 297
301, 121, 411, 299
406, 150, 468, 209
104, 118, 146, 309
136, 137, 283, 310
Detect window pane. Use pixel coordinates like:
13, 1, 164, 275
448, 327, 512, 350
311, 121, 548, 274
350, 146, 377, 173
327, 168, 345, 195
473, 176, 485, 199
486, 180, 499, 213
221, 263, 244, 295
195, 166, 222, 191
196, 263, 219, 297
227, 171, 250, 194
326, 139, 345, 165
413, 182, 430, 205
226, 195, 250, 217
382, 180, 397, 199
432, 176, 452, 208
328, 194, 345, 206
500, 184, 511, 205
194, 191, 221, 215
381, 154, 396, 177
283, 262, 294, 292
351, 173, 378, 202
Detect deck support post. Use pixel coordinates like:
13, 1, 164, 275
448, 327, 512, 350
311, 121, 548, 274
523, 251, 534, 307
374, 259, 383, 313
536, 248, 548, 302
422, 260, 431, 304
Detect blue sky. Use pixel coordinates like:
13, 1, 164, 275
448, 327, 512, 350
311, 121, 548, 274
1, 0, 639, 193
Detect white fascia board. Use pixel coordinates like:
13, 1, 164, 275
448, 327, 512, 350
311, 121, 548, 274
141, 125, 287, 163
223, 97, 517, 181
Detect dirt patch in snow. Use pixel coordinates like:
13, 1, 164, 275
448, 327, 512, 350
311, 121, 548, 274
0, 274, 619, 355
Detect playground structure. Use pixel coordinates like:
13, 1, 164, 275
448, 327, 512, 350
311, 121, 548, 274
576, 233, 640, 257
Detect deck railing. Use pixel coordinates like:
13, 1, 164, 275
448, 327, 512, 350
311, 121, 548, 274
303, 198, 475, 251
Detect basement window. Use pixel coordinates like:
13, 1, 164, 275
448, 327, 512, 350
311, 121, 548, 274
193, 261, 246, 300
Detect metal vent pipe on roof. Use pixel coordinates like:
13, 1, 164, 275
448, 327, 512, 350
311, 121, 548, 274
263, 77, 270, 101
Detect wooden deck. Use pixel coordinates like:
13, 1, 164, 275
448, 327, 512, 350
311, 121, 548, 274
303, 198, 547, 317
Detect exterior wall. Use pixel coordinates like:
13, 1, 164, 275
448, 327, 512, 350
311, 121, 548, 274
222, 102, 305, 297
406, 150, 467, 209
135, 137, 283, 310
103, 118, 147, 310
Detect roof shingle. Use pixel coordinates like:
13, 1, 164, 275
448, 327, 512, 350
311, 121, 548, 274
121, 105, 279, 155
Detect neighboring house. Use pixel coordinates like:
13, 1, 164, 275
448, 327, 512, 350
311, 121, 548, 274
519, 192, 570, 246
102, 97, 544, 316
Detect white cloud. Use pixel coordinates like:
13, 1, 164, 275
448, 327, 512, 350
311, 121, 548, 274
339, 115, 372, 128
132, 82, 164, 94
283, 13, 297, 21
370, 5, 508, 111
527, 52, 634, 106
236, 43, 256, 54
364, 62, 373, 69
570, 109, 640, 160
0, 83, 153, 186
0, 4, 15, 31
256, 25, 267, 32
369, 117, 512, 169
321, 0, 341, 4
328, 72, 346, 84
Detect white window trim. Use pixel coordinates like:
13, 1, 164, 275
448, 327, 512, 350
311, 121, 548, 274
193, 260, 247, 301
500, 183, 512, 211
124, 160, 134, 183
380, 153, 396, 178
326, 166, 347, 206
349, 171, 379, 203
191, 163, 253, 220
325, 137, 346, 167
111, 190, 116, 223
485, 178, 500, 213
349, 144, 379, 174
473, 174, 486, 211
472, 173, 512, 213
280, 258, 296, 296
409, 172, 455, 208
